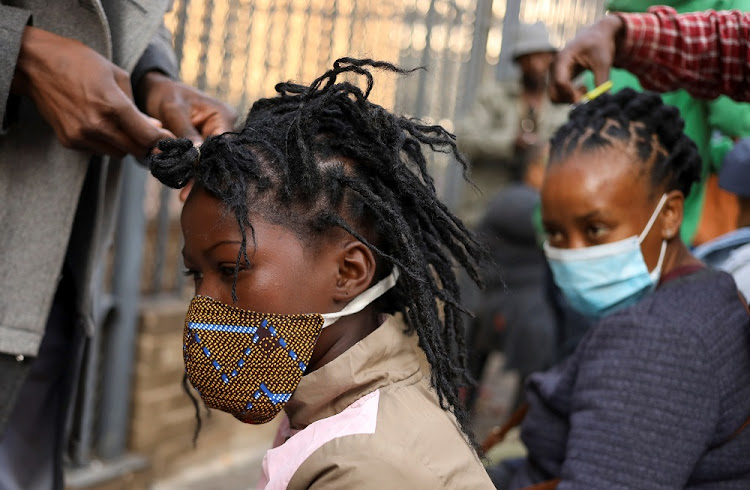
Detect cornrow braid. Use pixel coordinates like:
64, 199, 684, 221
549, 88, 702, 197
149, 58, 485, 446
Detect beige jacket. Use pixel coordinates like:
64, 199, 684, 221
259, 314, 494, 489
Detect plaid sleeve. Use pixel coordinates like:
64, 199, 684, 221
615, 6, 750, 101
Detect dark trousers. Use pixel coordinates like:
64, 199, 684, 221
0, 277, 78, 490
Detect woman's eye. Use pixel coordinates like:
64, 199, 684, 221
183, 269, 203, 280
545, 229, 564, 244
586, 224, 609, 239
219, 265, 236, 277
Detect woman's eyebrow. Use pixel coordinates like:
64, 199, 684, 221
575, 210, 607, 222
204, 240, 243, 253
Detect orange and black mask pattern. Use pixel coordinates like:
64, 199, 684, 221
183, 295, 324, 424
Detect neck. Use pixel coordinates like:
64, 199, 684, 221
522, 75, 546, 95
660, 239, 702, 277
305, 306, 380, 373
523, 84, 545, 97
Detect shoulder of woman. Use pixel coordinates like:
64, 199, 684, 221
593, 268, 744, 340
288, 433, 444, 489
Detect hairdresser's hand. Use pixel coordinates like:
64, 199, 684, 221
549, 15, 624, 103
10, 27, 174, 158
136, 71, 237, 144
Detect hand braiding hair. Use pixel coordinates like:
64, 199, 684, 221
149, 58, 485, 446
549, 88, 702, 197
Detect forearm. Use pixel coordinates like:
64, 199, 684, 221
616, 7, 750, 101
0, 6, 32, 129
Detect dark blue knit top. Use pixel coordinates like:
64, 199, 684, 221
510, 268, 750, 489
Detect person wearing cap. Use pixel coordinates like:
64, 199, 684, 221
455, 21, 570, 227
694, 138, 750, 299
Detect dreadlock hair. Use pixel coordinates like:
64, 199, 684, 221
549, 88, 701, 199
149, 58, 485, 446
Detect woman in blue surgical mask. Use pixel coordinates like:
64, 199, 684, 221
498, 89, 750, 489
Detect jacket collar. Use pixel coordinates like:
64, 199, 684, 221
284, 313, 423, 429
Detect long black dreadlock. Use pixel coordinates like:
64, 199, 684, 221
549, 88, 701, 198
149, 58, 485, 446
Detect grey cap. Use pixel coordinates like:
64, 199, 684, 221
719, 138, 750, 198
512, 21, 557, 60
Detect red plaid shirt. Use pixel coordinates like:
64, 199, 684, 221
617, 6, 750, 101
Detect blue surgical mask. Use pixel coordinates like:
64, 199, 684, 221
544, 194, 668, 317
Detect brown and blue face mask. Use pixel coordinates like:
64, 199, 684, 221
182, 268, 399, 424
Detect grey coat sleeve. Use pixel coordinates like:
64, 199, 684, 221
0, 5, 32, 130
131, 22, 179, 88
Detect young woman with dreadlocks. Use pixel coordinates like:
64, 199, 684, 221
148, 58, 494, 489
493, 89, 750, 489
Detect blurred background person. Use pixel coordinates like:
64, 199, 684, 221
466, 144, 557, 415
455, 21, 569, 227
694, 137, 750, 299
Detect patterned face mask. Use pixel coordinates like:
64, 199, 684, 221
183, 268, 400, 424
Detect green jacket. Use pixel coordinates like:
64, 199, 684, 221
587, 0, 750, 244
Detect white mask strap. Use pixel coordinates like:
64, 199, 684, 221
321, 267, 400, 328
651, 240, 667, 277
638, 193, 668, 243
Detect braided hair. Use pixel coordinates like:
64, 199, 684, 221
549, 88, 701, 198
149, 58, 485, 445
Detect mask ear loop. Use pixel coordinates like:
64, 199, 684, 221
639, 194, 669, 278
638, 193, 668, 243
320, 267, 400, 328
649, 240, 668, 278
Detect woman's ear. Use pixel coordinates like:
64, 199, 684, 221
661, 190, 684, 241
332, 240, 377, 302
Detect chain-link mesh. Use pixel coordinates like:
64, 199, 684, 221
144, 0, 607, 294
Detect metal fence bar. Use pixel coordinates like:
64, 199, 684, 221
96, 160, 149, 459
69, 311, 102, 466
414, 0, 437, 119
496, 0, 521, 80
151, 185, 172, 292
172, 0, 190, 65
195, 0, 214, 91
458, 0, 491, 117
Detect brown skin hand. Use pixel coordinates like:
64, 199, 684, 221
135, 71, 237, 144
549, 15, 625, 104
10, 27, 236, 161
541, 146, 701, 277
10, 26, 174, 158
180, 185, 380, 374
138, 72, 237, 203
